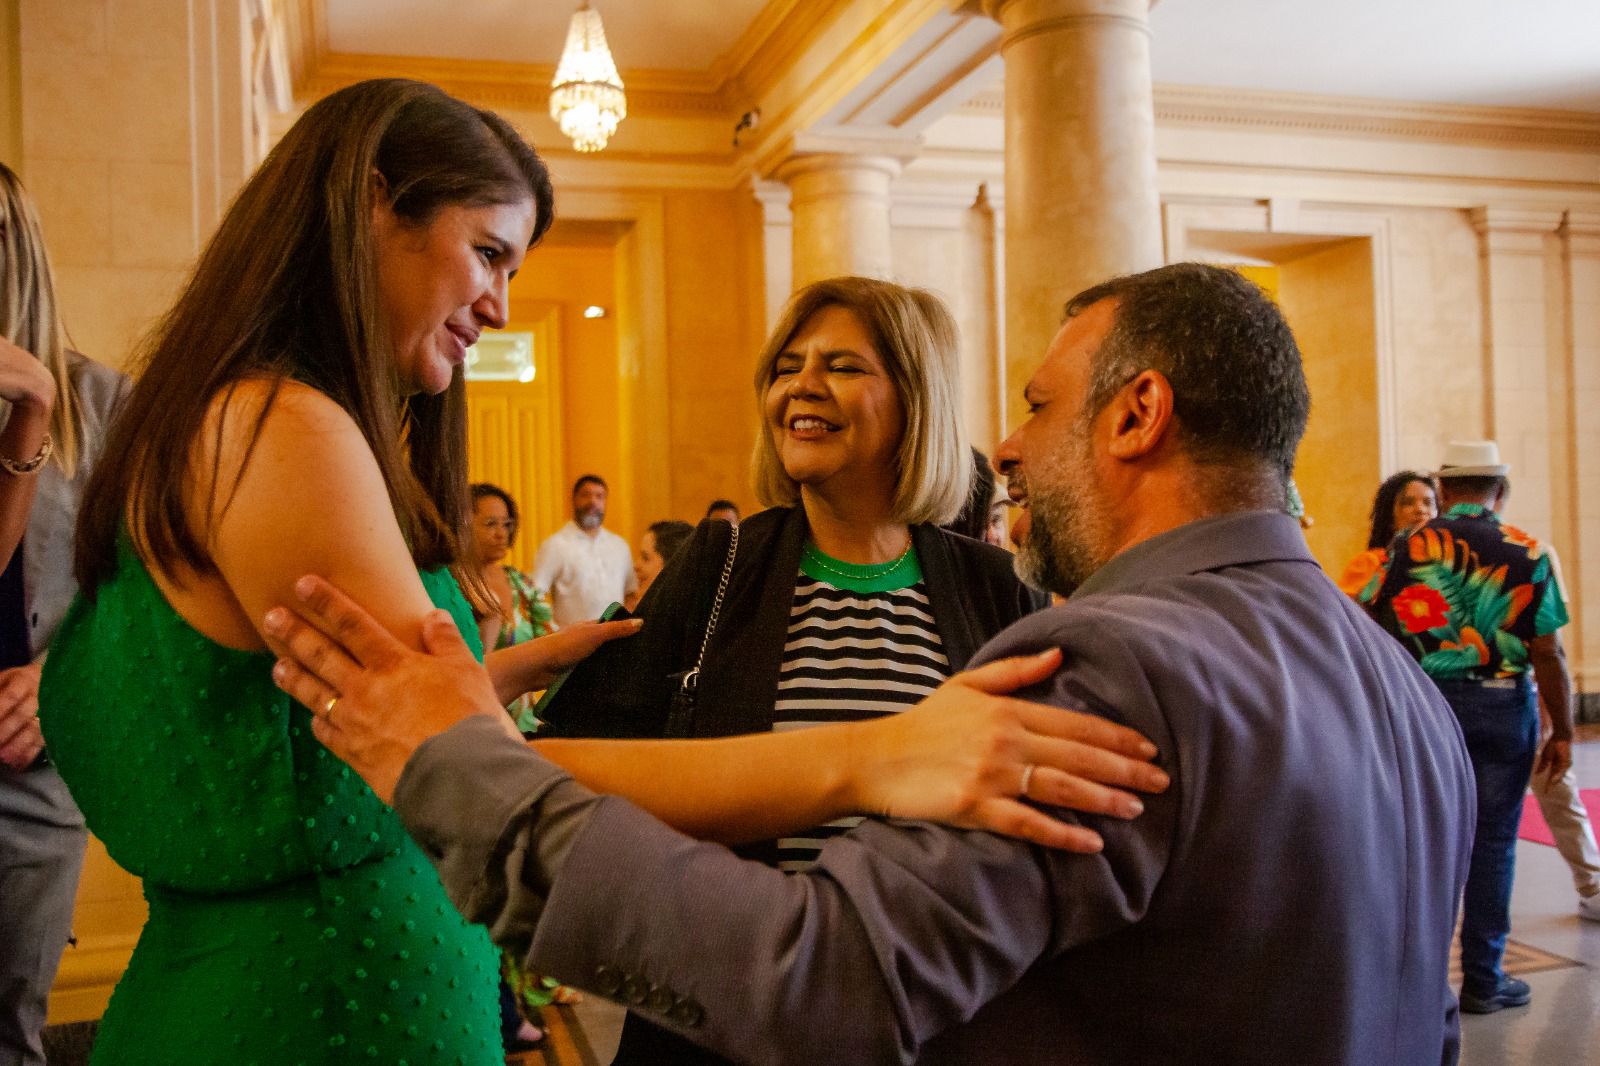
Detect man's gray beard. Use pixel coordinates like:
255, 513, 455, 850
576, 510, 604, 531
1012, 431, 1108, 597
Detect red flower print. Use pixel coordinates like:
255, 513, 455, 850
1394, 584, 1450, 634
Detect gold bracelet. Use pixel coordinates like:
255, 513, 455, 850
0, 433, 52, 476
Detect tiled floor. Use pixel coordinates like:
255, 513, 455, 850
1458, 725, 1600, 1065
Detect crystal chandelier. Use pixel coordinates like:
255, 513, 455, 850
549, 2, 627, 153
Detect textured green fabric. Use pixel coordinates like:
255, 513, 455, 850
39, 539, 500, 1065
799, 542, 924, 594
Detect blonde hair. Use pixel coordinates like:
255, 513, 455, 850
751, 276, 970, 525
0, 163, 82, 476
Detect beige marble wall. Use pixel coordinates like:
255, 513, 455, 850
1386, 206, 1489, 471
889, 205, 992, 452
1564, 215, 1600, 697
17, 0, 202, 370
1, 0, 21, 164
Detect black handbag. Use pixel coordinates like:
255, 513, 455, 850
663, 520, 739, 738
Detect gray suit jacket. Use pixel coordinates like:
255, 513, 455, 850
24, 351, 129, 657
398, 511, 1474, 1065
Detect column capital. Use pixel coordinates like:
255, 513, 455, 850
1560, 210, 1600, 256
981, 0, 1152, 49
768, 126, 923, 186
773, 152, 905, 188
890, 180, 983, 230
1471, 205, 1564, 256
748, 178, 792, 221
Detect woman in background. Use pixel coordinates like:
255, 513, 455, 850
0, 162, 128, 1066
629, 518, 693, 608
470, 482, 554, 729
1338, 470, 1438, 600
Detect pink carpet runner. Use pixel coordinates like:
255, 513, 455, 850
1518, 788, 1600, 846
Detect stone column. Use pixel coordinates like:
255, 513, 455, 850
1470, 207, 1565, 543
981, 0, 1162, 423
1560, 211, 1600, 712
775, 152, 902, 289
749, 178, 794, 331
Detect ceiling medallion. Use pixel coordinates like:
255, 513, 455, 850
549, 2, 627, 153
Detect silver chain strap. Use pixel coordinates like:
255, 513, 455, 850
681, 521, 739, 693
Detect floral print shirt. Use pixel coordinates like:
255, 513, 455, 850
494, 566, 555, 733
1362, 503, 1568, 680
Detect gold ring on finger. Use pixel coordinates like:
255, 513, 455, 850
322, 694, 340, 721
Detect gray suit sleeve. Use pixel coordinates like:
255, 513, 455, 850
396, 619, 1176, 1066
393, 716, 602, 953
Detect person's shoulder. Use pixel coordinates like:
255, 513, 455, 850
919, 523, 1041, 601
204, 377, 351, 437
924, 524, 1018, 571
738, 507, 792, 537
65, 350, 129, 404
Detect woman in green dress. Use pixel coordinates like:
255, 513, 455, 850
40, 78, 1163, 1065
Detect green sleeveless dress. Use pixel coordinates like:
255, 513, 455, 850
39, 539, 501, 1065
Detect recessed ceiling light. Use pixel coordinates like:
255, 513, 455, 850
583, 305, 607, 319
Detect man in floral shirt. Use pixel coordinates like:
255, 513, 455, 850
1365, 440, 1575, 1015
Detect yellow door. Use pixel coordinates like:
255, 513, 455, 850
466, 303, 565, 574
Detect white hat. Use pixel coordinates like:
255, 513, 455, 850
1436, 440, 1509, 479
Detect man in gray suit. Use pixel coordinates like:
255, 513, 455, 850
268, 263, 1474, 1064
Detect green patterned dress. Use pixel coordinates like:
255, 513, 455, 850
38, 538, 500, 1065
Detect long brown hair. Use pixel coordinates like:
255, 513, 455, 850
76, 79, 554, 603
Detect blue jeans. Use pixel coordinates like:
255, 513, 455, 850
1437, 677, 1538, 994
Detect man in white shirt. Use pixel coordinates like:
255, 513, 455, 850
530, 475, 638, 626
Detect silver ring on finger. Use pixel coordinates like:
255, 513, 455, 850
1019, 763, 1036, 798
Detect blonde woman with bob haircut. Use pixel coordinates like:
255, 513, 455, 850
0, 161, 129, 1066
41, 85, 1162, 1064
542, 275, 1105, 1066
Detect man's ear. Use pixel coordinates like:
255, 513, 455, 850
1104, 369, 1176, 461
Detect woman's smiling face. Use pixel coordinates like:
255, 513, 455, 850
764, 304, 905, 501
373, 197, 536, 396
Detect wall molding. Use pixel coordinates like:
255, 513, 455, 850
962, 83, 1600, 151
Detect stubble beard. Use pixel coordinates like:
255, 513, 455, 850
1013, 422, 1111, 597
576, 508, 604, 531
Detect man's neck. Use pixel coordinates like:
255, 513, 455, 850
1442, 492, 1498, 514
572, 519, 603, 538
1100, 462, 1281, 565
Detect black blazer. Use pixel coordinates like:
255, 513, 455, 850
542, 506, 1047, 742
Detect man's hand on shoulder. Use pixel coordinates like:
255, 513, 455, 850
264, 575, 518, 803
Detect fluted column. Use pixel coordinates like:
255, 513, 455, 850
775, 153, 902, 289
982, 0, 1162, 425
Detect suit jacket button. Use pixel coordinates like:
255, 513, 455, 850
592, 966, 623, 996
622, 975, 650, 1005
669, 997, 704, 1028
645, 986, 674, 1013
